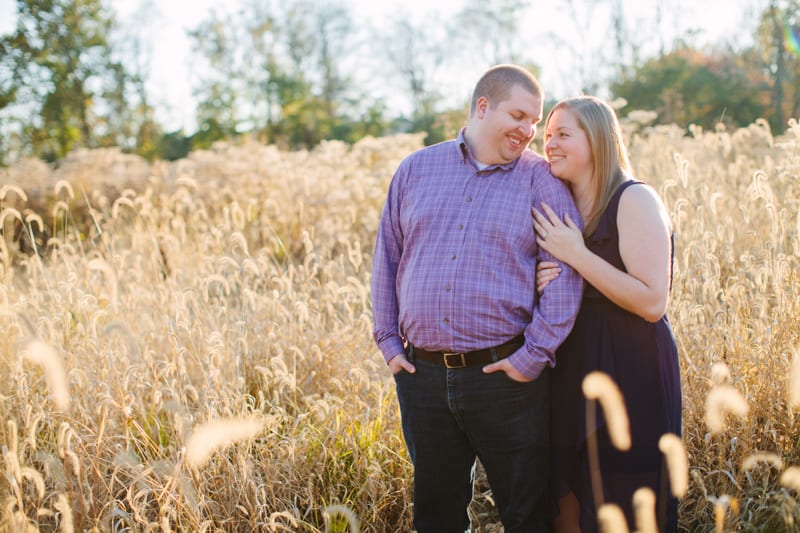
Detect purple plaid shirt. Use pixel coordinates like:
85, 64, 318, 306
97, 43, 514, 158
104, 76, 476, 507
372, 130, 583, 379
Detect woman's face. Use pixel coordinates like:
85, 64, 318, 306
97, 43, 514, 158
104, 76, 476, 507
544, 108, 593, 185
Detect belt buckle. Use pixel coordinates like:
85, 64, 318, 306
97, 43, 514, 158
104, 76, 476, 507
443, 352, 467, 368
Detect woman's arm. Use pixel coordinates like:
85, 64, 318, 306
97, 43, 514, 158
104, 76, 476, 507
532, 185, 672, 322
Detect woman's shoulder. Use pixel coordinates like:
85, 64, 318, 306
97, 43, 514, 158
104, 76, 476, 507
618, 180, 664, 207
617, 180, 671, 227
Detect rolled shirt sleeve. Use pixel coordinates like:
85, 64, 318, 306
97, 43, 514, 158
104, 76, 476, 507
508, 161, 583, 379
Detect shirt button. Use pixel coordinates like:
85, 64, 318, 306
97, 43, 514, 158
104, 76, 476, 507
445, 284, 451, 291
466, 196, 472, 203
458, 224, 464, 230
443, 318, 449, 324
451, 255, 456, 260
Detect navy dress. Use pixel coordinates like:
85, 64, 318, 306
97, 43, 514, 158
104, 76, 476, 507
550, 180, 682, 532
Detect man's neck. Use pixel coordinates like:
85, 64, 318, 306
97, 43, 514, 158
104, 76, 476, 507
463, 126, 504, 166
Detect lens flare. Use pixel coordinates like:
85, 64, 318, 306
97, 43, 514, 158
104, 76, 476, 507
785, 21, 800, 58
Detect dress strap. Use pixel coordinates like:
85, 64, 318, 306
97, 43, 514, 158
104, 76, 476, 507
606, 179, 642, 220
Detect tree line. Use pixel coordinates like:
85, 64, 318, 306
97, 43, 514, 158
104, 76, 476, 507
0, 0, 798, 166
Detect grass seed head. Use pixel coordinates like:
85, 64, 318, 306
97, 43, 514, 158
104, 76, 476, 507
710, 362, 731, 385
22, 339, 70, 411
704, 385, 749, 434
324, 504, 360, 533
633, 487, 658, 533
741, 452, 784, 472
788, 346, 800, 409
582, 371, 631, 451
598, 503, 630, 533
185, 416, 265, 469
659, 433, 689, 498
54, 493, 74, 533
780, 466, 800, 492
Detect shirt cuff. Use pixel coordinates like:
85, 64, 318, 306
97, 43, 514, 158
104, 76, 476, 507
508, 347, 549, 380
379, 336, 406, 364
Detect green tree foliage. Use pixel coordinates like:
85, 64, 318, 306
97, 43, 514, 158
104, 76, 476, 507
188, 10, 242, 150
113, 0, 164, 161
755, 0, 800, 131
157, 130, 192, 161
611, 1, 800, 134
378, 16, 444, 138
4, 0, 796, 164
0, 0, 144, 161
188, 0, 387, 151
611, 47, 773, 131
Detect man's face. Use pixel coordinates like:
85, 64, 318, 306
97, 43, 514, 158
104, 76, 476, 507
472, 85, 542, 165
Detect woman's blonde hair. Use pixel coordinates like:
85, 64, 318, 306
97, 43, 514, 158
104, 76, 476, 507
546, 96, 632, 236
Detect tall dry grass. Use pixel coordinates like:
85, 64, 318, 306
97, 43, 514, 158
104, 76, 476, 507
0, 115, 798, 531
629, 117, 800, 531
0, 135, 423, 532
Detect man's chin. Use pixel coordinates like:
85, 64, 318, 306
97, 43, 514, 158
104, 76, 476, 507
503, 147, 525, 161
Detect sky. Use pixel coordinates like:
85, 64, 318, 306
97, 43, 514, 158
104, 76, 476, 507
0, 0, 764, 133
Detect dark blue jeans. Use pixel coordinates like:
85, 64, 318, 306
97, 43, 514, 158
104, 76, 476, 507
394, 359, 551, 533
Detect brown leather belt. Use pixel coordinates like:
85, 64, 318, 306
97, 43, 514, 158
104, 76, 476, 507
408, 336, 524, 369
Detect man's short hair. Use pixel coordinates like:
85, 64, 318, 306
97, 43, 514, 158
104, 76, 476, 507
470, 64, 543, 116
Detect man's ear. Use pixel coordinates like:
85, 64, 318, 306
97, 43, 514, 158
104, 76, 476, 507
475, 96, 489, 118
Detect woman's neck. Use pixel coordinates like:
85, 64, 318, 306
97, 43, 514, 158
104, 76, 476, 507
570, 180, 594, 219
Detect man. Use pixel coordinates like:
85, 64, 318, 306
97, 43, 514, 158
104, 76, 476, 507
371, 64, 583, 532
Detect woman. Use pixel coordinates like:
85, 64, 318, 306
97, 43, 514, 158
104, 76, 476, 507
532, 96, 681, 532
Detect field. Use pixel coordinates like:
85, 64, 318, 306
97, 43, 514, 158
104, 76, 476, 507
0, 116, 799, 532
